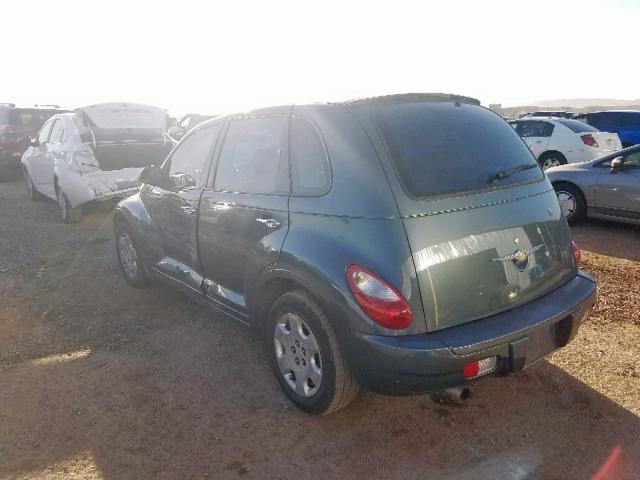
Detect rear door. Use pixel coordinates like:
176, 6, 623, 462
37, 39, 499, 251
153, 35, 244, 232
197, 114, 290, 318
150, 120, 224, 291
595, 149, 640, 217
516, 120, 553, 159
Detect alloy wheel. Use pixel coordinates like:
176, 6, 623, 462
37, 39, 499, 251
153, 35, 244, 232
557, 191, 577, 219
273, 313, 322, 397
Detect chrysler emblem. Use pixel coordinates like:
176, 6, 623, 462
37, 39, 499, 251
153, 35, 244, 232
491, 244, 543, 270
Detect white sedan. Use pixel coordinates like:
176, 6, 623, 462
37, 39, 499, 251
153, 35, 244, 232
509, 118, 622, 170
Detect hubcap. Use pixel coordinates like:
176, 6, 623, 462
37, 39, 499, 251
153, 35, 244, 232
118, 232, 138, 279
542, 158, 561, 170
557, 191, 576, 218
273, 313, 322, 397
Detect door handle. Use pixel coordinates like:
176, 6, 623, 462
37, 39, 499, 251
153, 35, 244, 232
180, 205, 197, 215
256, 218, 281, 228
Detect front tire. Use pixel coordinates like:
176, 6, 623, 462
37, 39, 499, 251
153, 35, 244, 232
115, 226, 151, 288
266, 290, 359, 415
56, 188, 82, 223
554, 182, 586, 224
539, 152, 567, 170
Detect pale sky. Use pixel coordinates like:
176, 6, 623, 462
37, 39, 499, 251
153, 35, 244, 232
2, 0, 639, 116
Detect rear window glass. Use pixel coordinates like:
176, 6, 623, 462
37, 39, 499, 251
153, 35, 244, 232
377, 103, 543, 198
556, 119, 599, 133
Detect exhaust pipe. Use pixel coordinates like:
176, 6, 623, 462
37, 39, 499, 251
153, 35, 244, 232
444, 385, 471, 403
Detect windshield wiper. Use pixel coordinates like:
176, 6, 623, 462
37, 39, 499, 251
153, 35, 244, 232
487, 163, 538, 184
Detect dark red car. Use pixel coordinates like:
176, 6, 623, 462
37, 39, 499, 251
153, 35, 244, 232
0, 104, 69, 180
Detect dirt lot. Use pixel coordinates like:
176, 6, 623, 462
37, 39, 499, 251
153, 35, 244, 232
1, 178, 639, 480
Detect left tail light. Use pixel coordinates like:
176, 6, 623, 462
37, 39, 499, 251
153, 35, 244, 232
581, 134, 599, 148
346, 265, 413, 330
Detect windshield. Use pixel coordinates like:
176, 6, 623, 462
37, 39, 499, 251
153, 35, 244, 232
377, 102, 543, 198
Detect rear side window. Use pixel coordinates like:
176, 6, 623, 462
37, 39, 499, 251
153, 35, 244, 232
49, 119, 65, 143
166, 122, 221, 188
518, 121, 554, 138
556, 119, 599, 133
377, 103, 542, 198
214, 116, 288, 195
290, 118, 331, 195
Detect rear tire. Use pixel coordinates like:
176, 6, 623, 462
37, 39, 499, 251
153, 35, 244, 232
265, 290, 359, 415
56, 188, 82, 223
554, 182, 586, 224
539, 152, 567, 170
115, 225, 151, 288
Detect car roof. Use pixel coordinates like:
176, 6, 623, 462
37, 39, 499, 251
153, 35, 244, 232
338, 92, 481, 108
578, 110, 640, 114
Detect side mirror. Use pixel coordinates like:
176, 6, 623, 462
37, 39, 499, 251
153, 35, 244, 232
610, 157, 623, 174
139, 165, 164, 186
169, 172, 196, 189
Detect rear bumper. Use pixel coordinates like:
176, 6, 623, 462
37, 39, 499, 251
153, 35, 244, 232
342, 271, 597, 395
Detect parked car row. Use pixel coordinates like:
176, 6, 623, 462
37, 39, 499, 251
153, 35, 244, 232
515, 110, 640, 149
108, 93, 596, 414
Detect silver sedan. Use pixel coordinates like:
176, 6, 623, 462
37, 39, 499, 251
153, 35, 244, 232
546, 145, 640, 225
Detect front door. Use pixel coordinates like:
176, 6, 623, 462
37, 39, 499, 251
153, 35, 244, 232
198, 114, 290, 318
517, 120, 553, 160
151, 120, 224, 291
596, 149, 640, 218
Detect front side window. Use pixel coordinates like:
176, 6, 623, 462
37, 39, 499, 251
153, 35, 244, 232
166, 123, 221, 188
49, 119, 65, 143
214, 116, 288, 195
37, 120, 54, 144
290, 118, 331, 195
377, 103, 542, 198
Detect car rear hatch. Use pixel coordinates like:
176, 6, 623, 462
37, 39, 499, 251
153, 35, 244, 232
374, 101, 578, 332
74, 103, 171, 170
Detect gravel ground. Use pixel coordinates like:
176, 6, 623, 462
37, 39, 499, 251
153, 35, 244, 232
0, 178, 639, 480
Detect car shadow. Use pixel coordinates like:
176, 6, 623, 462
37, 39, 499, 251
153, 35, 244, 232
571, 218, 640, 262
1, 315, 638, 480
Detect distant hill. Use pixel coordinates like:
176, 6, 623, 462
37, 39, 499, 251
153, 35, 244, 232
535, 98, 640, 108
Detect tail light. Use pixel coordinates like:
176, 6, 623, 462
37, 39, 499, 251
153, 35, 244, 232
581, 134, 599, 148
572, 241, 581, 265
346, 265, 413, 330
464, 357, 497, 379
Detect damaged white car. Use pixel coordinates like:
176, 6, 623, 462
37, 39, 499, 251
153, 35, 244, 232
21, 103, 172, 223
